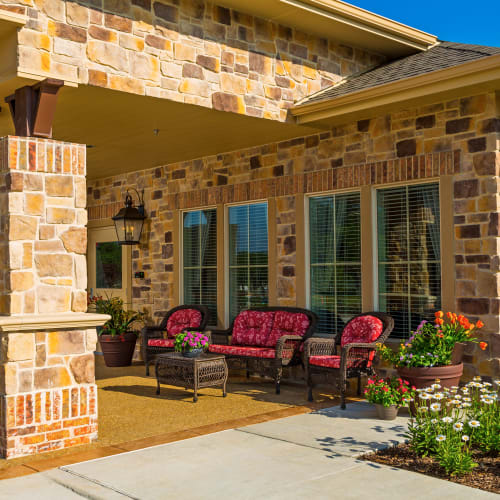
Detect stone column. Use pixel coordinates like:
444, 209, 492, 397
0, 136, 107, 459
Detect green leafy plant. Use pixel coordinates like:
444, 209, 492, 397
174, 331, 209, 352
88, 295, 146, 337
406, 377, 499, 476
377, 311, 486, 368
364, 376, 415, 407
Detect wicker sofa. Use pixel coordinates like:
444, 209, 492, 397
208, 307, 317, 394
142, 305, 209, 375
304, 311, 394, 409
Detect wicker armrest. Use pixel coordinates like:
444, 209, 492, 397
142, 325, 164, 339
275, 335, 302, 359
341, 342, 377, 356
304, 338, 336, 358
209, 328, 231, 345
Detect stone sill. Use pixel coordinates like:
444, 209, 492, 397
0, 313, 110, 332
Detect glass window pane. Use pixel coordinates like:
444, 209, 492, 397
377, 183, 441, 338
309, 193, 361, 336
96, 242, 122, 289
228, 203, 268, 320
182, 209, 217, 326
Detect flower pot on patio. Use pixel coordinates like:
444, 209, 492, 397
396, 363, 463, 389
374, 404, 398, 420
100, 333, 138, 367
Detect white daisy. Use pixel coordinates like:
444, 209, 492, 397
473, 376, 482, 382
442, 416, 453, 423
462, 435, 470, 442
433, 393, 444, 400
431, 418, 438, 424
481, 399, 494, 405
419, 393, 431, 400
463, 397, 471, 402
418, 407, 428, 413
430, 403, 441, 412
449, 399, 461, 405
435, 435, 446, 442
493, 379, 500, 386
450, 386, 459, 390
462, 402, 472, 408
453, 422, 464, 431
468, 420, 480, 428
483, 382, 492, 387
431, 383, 441, 390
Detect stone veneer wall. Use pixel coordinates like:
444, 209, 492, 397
0, 136, 98, 459
0, 0, 382, 121
88, 91, 500, 379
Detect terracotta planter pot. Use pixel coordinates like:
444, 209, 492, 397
397, 363, 463, 389
99, 333, 138, 367
374, 404, 398, 420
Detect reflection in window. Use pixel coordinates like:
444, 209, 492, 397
183, 209, 217, 325
309, 193, 362, 336
228, 203, 268, 321
377, 183, 441, 338
96, 242, 122, 289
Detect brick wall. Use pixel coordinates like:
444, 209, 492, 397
88, 91, 500, 379
2, 0, 383, 121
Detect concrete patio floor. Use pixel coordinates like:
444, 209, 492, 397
0, 402, 496, 500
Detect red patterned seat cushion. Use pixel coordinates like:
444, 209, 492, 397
147, 338, 175, 348
265, 311, 310, 347
340, 314, 384, 366
231, 311, 274, 347
309, 355, 368, 369
166, 309, 202, 337
209, 344, 293, 359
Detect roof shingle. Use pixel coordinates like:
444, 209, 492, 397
297, 42, 500, 106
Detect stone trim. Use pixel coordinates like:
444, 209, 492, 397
88, 150, 459, 220
0, 313, 110, 332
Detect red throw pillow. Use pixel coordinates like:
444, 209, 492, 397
231, 311, 274, 346
166, 309, 202, 337
341, 315, 383, 346
265, 311, 310, 347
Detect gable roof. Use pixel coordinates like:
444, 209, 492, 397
297, 41, 500, 106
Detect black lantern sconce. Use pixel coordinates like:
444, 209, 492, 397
112, 189, 146, 245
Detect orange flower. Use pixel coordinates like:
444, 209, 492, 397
479, 342, 487, 351
435, 311, 444, 318
446, 311, 452, 319
435, 318, 444, 326
476, 320, 484, 329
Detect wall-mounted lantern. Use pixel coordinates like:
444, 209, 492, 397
112, 189, 146, 245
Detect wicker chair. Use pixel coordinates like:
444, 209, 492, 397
304, 311, 394, 409
142, 305, 209, 376
209, 306, 318, 394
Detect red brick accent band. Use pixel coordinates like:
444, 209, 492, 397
88, 150, 459, 220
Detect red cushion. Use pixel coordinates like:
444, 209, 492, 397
265, 311, 310, 347
341, 315, 383, 346
166, 309, 202, 337
309, 355, 369, 369
231, 311, 274, 347
147, 338, 175, 348
209, 344, 292, 359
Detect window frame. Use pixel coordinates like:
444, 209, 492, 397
180, 206, 218, 325
373, 179, 442, 339
224, 200, 269, 325
305, 188, 362, 337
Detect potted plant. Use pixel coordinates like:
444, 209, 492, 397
364, 376, 415, 420
88, 295, 146, 367
377, 312, 487, 389
174, 331, 209, 358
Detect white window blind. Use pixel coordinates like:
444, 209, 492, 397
377, 183, 441, 338
183, 209, 217, 325
309, 193, 362, 336
228, 203, 268, 321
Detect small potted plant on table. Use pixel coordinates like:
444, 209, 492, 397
89, 295, 146, 367
377, 311, 487, 389
364, 376, 415, 420
174, 331, 209, 358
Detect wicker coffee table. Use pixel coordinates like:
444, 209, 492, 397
155, 352, 228, 402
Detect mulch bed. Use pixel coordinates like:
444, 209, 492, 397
361, 444, 499, 494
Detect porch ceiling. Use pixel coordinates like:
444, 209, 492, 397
0, 85, 321, 180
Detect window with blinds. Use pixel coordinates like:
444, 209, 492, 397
377, 183, 441, 338
183, 209, 217, 326
228, 203, 268, 321
309, 193, 362, 336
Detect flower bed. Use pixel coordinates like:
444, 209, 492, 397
362, 376, 499, 491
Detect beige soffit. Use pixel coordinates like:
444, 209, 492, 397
219, 0, 436, 56
291, 53, 500, 125
0, 313, 111, 332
